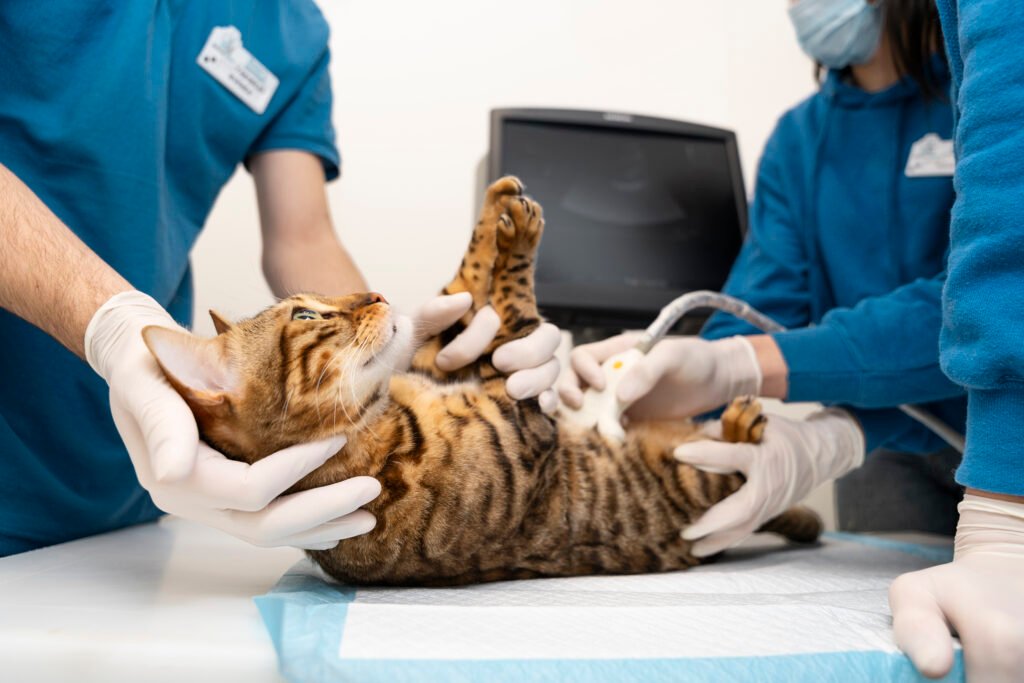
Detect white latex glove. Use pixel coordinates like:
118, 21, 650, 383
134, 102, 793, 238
889, 493, 1024, 681
673, 408, 864, 556
559, 333, 762, 420
86, 291, 381, 550
414, 292, 561, 413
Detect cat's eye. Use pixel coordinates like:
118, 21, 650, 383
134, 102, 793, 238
292, 308, 323, 321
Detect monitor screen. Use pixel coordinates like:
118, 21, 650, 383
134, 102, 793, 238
497, 118, 744, 321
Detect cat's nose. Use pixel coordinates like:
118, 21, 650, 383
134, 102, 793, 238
343, 292, 389, 313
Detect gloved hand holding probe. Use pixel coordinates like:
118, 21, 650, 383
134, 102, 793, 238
559, 333, 763, 420
561, 327, 865, 557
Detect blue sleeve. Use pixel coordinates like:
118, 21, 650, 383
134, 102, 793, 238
701, 123, 814, 339
937, 0, 1024, 495
774, 273, 966, 454
246, 34, 339, 180
774, 272, 964, 407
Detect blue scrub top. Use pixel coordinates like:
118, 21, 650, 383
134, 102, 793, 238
702, 62, 967, 454
0, 0, 340, 555
935, 0, 1024, 495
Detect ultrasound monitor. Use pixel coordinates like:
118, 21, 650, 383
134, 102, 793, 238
488, 108, 747, 335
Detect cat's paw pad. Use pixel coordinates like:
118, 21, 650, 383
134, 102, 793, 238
499, 196, 544, 251
496, 212, 516, 245
721, 395, 766, 444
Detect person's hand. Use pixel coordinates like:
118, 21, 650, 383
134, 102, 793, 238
559, 334, 762, 420
414, 292, 561, 412
85, 291, 382, 550
889, 492, 1024, 681
673, 408, 864, 556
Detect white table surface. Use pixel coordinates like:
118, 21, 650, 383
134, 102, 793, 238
0, 516, 301, 683
0, 514, 950, 683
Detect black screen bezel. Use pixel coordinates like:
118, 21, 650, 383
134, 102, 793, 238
488, 108, 748, 333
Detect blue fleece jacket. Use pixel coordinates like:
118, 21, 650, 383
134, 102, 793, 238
935, 0, 1024, 495
702, 63, 967, 454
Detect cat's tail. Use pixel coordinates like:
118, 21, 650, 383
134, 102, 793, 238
758, 505, 823, 544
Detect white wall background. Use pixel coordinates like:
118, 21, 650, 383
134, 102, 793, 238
192, 2, 835, 524
192, 0, 816, 331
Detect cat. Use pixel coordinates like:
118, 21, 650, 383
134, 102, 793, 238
142, 177, 822, 587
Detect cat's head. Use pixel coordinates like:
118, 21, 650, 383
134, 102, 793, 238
142, 292, 413, 462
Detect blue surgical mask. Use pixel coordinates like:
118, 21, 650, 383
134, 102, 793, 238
788, 0, 883, 70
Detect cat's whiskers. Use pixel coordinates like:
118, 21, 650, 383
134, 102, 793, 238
332, 349, 352, 432
330, 338, 365, 432
279, 387, 293, 424
346, 335, 370, 407
314, 345, 347, 422
345, 333, 386, 441
309, 324, 393, 437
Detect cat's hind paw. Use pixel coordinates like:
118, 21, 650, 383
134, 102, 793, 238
721, 396, 767, 444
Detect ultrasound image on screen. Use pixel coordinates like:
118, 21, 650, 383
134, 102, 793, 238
500, 121, 743, 314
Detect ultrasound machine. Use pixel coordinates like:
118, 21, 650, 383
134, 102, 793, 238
486, 107, 748, 342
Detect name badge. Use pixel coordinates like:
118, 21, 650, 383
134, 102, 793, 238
905, 133, 955, 177
197, 26, 279, 115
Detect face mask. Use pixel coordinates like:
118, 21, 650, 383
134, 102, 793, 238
788, 0, 883, 69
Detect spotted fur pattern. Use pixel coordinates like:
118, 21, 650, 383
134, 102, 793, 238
144, 177, 821, 587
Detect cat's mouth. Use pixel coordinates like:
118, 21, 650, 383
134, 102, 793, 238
363, 325, 398, 367
362, 315, 412, 368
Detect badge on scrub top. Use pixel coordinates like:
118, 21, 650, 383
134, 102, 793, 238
905, 133, 955, 177
196, 26, 279, 115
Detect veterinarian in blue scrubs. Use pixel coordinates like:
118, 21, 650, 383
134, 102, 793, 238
0, 2, 560, 556
703, 0, 965, 537
565, 0, 965, 540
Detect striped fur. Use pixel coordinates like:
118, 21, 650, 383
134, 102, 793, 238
145, 177, 821, 587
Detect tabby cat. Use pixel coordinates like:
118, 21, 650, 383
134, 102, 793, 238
142, 177, 821, 586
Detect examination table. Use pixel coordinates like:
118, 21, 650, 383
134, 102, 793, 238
0, 517, 963, 682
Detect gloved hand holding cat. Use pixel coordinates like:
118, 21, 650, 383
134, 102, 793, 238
85, 254, 561, 550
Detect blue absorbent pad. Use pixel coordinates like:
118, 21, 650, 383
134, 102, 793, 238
255, 533, 964, 682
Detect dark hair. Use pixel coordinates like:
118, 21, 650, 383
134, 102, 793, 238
816, 0, 948, 100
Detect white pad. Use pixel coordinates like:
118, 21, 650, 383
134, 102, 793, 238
256, 534, 964, 682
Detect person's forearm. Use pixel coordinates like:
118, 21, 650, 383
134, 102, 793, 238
748, 334, 788, 399
969, 489, 1024, 504
768, 276, 961, 407
262, 226, 367, 298
0, 164, 132, 358
250, 150, 368, 298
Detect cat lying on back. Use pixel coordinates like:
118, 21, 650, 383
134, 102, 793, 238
142, 177, 821, 586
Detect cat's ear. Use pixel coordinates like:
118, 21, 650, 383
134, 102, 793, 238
141, 325, 240, 410
208, 310, 234, 335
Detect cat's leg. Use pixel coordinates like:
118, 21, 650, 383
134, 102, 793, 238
442, 175, 526, 312
465, 190, 547, 391
411, 176, 543, 381
720, 397, 824, 543
486, 192, 545, 347
758, 505, 823, 543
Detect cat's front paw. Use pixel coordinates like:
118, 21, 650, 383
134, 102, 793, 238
498, 196, 544, 253
485, 176, 524, 206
